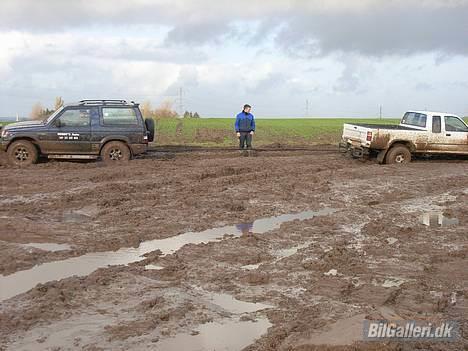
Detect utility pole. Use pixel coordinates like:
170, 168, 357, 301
305, 99, 309, 117
178, 87, 184, 116
379, 105, 382, 120
16, 112, 19, 122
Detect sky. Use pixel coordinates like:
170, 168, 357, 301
0, 0, 467, 118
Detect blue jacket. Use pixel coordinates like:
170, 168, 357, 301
235, 112, 256, 132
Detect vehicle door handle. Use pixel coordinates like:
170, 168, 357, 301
446, 134, 451, 136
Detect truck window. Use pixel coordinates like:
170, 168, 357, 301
57, 109, 91, 127
102, 108, 138, 125
432, 116, 441, 133
444, 116, 468, 132
401, 112, 427, 128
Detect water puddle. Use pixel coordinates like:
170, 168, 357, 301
421, 212, 459, 227
274, 242, 311, 261
145, 264, 164, 270
241, 264, 261, 270
0, 208, 335, 302
381, 277, 407, 288
156, 318, 272, 351
158, 289, 273, 351
202, 291, 273, 314
21, 243, 72, 252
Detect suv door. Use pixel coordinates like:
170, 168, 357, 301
91, 107, 144, 150
42, 107, 95, 154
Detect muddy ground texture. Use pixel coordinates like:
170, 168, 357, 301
0, 147, 467, 350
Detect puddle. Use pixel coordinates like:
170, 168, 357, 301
202, 291, 273, 314
145, 264, 164, 270
156, 318, 272, 351
274, 242, 311, 261
62, 205, 99, 223
296, 314, 365, 346
158, 289, 273, 351
381, 277, 407, 288
421, 212, 459, 227
241, 264, 261, 270
0, 208, 335, 302
21, 243, 72, 252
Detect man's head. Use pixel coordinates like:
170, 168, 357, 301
243, 104, 251, 114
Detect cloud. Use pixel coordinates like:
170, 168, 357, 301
1, 0, 467, 57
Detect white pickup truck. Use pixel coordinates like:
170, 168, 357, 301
340, 111, 468, 164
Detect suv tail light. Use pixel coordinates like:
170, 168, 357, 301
366, 131, 373, 142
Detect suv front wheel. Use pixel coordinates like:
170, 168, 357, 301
7, 140, 39, 166
101, 141, 131, 164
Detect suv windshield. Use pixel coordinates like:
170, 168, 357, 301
44, 106, 64, 124
401, 112, 427, 128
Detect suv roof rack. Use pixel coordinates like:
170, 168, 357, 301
78, 99, 138, 106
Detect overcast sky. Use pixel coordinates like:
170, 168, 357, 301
0, 0, 467, 118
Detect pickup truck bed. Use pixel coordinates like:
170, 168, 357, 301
349, 124, 420, 130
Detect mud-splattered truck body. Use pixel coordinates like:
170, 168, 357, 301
0, 100, 155, 166
340, 111, 468, 164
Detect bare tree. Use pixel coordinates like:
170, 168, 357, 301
54, 96, 64, 111
154, 100, 178, 119
30, 102, 44, 120
141, 100, 153, 118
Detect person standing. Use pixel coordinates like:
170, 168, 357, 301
235, 104, 256, 149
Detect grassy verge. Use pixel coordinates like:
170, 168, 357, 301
154, 118, 400, 146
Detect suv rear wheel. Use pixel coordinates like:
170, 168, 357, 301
385, 145, 411, 164
7, 140, 39, 166
101, 141, 131, 164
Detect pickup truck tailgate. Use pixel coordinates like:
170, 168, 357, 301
342, 123, 369, 143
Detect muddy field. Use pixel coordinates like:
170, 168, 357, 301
0, 147, 467, 350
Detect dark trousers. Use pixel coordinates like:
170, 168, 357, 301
239, 132, 252, 149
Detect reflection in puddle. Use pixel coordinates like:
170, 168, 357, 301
144, 264, 164, 270
157, 318, 272, 351
381, 277, 407, 288
159, 289, 273, 351
0, 208, 335, 302
203, 291, 273, 314
421, 212, 459, 227
21, 243, 72, 252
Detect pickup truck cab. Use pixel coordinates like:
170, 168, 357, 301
0, 100, 155, 166
340, 111, 468, 164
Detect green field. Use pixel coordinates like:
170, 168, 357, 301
154, 118, 399, 146
3, 117, 468, 146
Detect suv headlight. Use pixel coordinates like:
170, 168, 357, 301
1, 129, 12, 138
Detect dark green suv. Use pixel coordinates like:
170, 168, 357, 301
0, 100, 155, 166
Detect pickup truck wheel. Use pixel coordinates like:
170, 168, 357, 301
386, 145, 411, 164
101, 141, 131, 164
7, 140, 39, 166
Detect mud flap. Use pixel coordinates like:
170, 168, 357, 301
377, 149, 387, 164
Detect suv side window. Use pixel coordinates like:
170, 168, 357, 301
57, 109, 91, 127
432, 116, 441, 133
102, 108, 138, 126
402, 112, 427, 128
445, 116, 468, 132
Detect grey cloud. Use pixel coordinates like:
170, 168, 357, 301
275, 3, 468, 57
2, 1, 468, 57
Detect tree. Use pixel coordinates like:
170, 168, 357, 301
141, 100, 153, 118
183, 111, 191, 119
30, 102, 44, 120
54, 96, 64, 111
193, 112, 200, 118
154, 100, 178, 119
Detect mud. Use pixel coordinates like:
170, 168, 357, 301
0, 147, 467, 350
